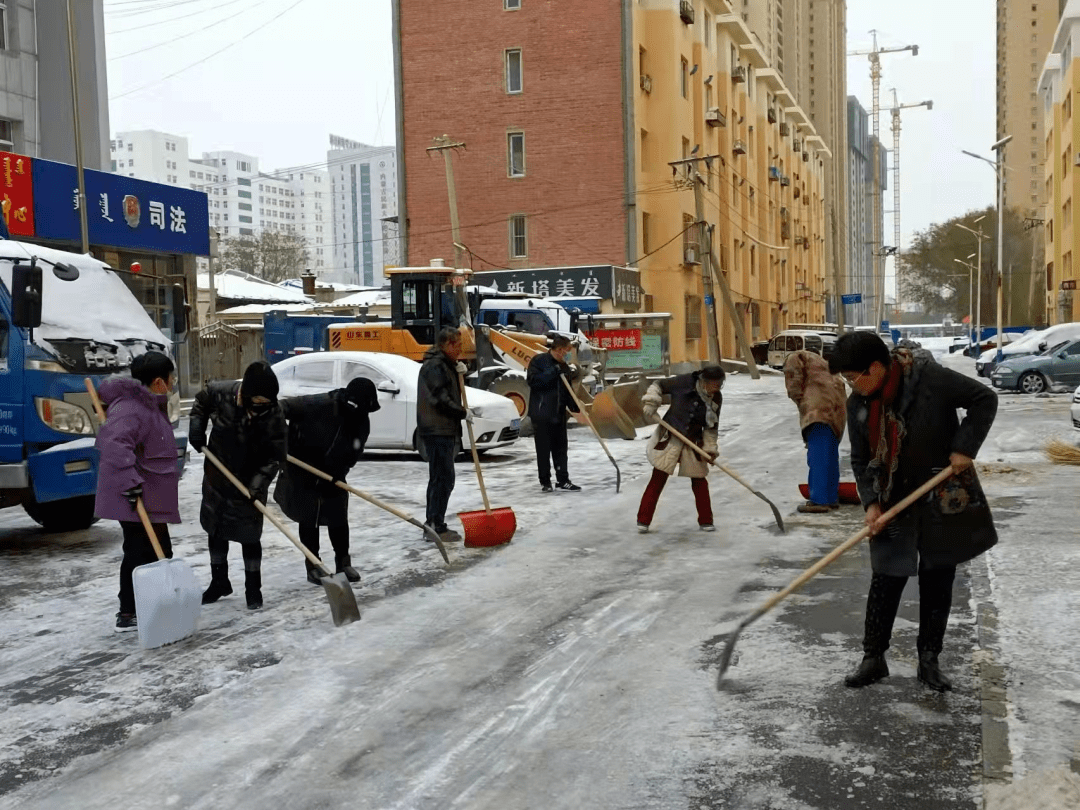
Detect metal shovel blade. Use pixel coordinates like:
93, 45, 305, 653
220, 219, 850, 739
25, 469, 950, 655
132, 558, 202, 650
321, 572, 361, 626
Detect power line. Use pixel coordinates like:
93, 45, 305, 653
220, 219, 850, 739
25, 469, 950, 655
109, 0, 309, 100
109, 0, 266, 60
107, 0, 252, 34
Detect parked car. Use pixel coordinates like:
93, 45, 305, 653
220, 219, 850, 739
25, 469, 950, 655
990, 339, 1080, 393
766, 330, 830, 369
976, 323, 1080, 377
1072, 384, 1080, 430
271, 351, 522, 459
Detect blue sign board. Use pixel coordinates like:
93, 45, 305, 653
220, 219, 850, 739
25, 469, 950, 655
32, 158, 210, 256
841, 293, 862, 305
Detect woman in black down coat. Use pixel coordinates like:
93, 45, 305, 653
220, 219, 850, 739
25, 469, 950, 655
274, 378, 380, 584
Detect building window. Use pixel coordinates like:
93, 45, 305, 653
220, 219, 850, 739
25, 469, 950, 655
685, 294, 703, 339
641, 211, 652, 255
505, 0, 521, 8
506, 49, 523, 93
509, 215, 527, 257
681, 57, 689, 98
0, 118, 13, 151
640, 128, 649, 171
508, 131, 526, 177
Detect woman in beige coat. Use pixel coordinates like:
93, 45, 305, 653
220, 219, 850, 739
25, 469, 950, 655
782, 350, 847, 513
636, 367, 725, 532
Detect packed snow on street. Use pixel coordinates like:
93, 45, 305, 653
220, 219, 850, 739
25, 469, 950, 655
1, 362, 1078, 809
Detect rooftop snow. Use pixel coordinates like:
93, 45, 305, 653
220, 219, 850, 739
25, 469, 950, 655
196, 270, 312, 303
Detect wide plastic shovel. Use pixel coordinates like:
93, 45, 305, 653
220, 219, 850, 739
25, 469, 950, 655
560, 375, 621, 493
84, 377, 202, 648
657, 418, 786, 533
716, 466, 956, 686
202, 448, 361, 627
457, 372, 516, 548
132, 499, 203, 649
286, 455, 450, 564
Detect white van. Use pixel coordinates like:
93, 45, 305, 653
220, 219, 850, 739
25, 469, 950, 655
767, 330, 830, 369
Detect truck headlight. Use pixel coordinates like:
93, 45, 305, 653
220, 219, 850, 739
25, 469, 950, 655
35, 398, 94, 435
168, 390, 181, 425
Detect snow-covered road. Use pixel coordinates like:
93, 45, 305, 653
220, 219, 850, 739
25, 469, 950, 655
0, 366, 1077, 809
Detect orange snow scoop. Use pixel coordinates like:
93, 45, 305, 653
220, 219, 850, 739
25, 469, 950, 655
457, 372, 516, 548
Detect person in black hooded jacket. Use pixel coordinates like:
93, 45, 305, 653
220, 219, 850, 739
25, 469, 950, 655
274, 377, 380, 585
188, 361, 286, 610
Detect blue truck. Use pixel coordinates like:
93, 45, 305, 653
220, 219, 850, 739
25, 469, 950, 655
0, 240, 187, 531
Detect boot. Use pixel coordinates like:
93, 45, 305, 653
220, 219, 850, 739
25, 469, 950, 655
306, 560, 326, 586
201, 564, 233, 604
917, 650, 952, 692
845, 655, 890, 688
245, 570, 263, 610
336, 554, 361, 583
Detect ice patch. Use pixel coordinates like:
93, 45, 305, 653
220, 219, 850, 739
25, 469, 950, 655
984, 766, 1080, 810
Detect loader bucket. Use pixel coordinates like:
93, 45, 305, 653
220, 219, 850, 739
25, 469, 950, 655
586, 375, 650, 439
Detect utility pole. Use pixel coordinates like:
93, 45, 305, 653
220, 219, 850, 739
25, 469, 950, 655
956, 217, 988, 345
889, 90, 932, 311
427, 135, 467, 270
831, 208, 844, 331
849, 32, 919, 333
208, 229, 220, 324
1024, 215, 1046, 325
65, 0, 89, 254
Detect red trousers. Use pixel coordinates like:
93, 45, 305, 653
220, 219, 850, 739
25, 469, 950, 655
637, 468, 713, 527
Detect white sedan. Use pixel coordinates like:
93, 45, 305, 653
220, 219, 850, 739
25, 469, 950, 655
271, 351, 521, 458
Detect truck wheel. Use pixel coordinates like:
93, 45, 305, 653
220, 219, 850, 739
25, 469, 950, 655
23, 494, 99, 532
487, 377, 533, 435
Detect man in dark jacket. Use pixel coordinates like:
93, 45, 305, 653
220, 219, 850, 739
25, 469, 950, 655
274, 378, 380, 585
94, 351, 181, 631
831, 332, 998, 692
417, 327, 469, 543
189, 361, 287, 610
526, 334, 581, 492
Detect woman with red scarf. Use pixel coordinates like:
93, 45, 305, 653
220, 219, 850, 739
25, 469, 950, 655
831, 332, 998, 692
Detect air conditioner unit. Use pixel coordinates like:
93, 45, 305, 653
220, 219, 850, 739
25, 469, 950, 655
792, 138, 802, 151
705, 107, 727, 127
733, 139, 747, 155
1074, 152, 1080, 167
680, 0, 695, 24
767, 108, 777, 124
802, 151, 809, 162
684, 246, 700, 265
640, 74, 652, 93
732, 65, 747, 83
769, 166, 781, 182
779, 122, 790, 136
780, 174, 791, 187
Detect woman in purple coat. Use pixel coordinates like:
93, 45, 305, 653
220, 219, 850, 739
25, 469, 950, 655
94, 352, 181, 631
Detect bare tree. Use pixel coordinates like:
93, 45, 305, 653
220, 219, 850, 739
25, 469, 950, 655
220, 230, 309, 283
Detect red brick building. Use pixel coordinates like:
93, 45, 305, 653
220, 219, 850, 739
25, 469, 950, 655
392, 0, 633, 271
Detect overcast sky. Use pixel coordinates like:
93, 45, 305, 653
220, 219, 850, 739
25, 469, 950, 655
106, 0, 997, 293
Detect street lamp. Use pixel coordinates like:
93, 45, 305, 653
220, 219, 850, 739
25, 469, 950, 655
955, 215, 989, 352
962, 135, 1011, 361
954, 252, 977, 339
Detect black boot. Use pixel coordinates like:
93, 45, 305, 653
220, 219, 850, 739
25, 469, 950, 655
201, 564, 233, 604
845, 655, 890, 688
306, 560, 326, 586
335, 554, 361, 583
245, 570, 263, 610
917, 650, 952, 692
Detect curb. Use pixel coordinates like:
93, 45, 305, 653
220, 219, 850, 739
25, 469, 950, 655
968, 552, 1014, 802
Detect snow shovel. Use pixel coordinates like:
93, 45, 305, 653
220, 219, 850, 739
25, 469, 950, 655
560, 375, 621, 492
715, 466, 957, 686
286, 454, 450, 564
84, 378, 202, 648
657, 418, 786, 533
202, 448, 361, 627
457, 372, 516, 548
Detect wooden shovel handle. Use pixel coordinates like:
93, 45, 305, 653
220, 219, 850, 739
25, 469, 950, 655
747, 466, 957, 622
84, 377, 106, 423
560, 375, 617, 464
203, 448, 333, 577
459, 372, 492, 514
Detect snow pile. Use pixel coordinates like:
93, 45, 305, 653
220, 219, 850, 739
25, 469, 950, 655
196, 270, 311, 304
938, 351, 981, 379
984, 767, 1080, 810
995, 429, 1041, 453
0, 241, 167, 351
913, 336, 956, 358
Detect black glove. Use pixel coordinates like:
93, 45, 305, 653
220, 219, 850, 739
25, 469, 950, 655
558, 362, 573, 377
189, 435, 205, 453
248, 474, 269, 504
123, 485, 143, 509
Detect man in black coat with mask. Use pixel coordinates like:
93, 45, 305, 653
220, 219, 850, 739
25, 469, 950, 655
274, 377, 381, 585
527, 334, 581, 492
189, 361, 287, 610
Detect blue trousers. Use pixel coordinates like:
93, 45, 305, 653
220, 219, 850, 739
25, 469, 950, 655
806, 422, 840, 506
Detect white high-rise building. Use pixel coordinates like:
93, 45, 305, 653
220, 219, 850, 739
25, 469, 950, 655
110, 131, 329, 273
327, 135, 398, 286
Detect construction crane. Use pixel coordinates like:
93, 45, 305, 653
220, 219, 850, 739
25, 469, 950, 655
849, 31, 919, 331
890, 90, 933, 311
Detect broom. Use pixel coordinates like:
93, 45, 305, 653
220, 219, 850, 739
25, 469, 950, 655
1045, 439, 1080, 466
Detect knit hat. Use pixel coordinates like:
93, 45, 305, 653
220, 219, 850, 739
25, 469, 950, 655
240, 361, 279, 405
344, 377, 380, 413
